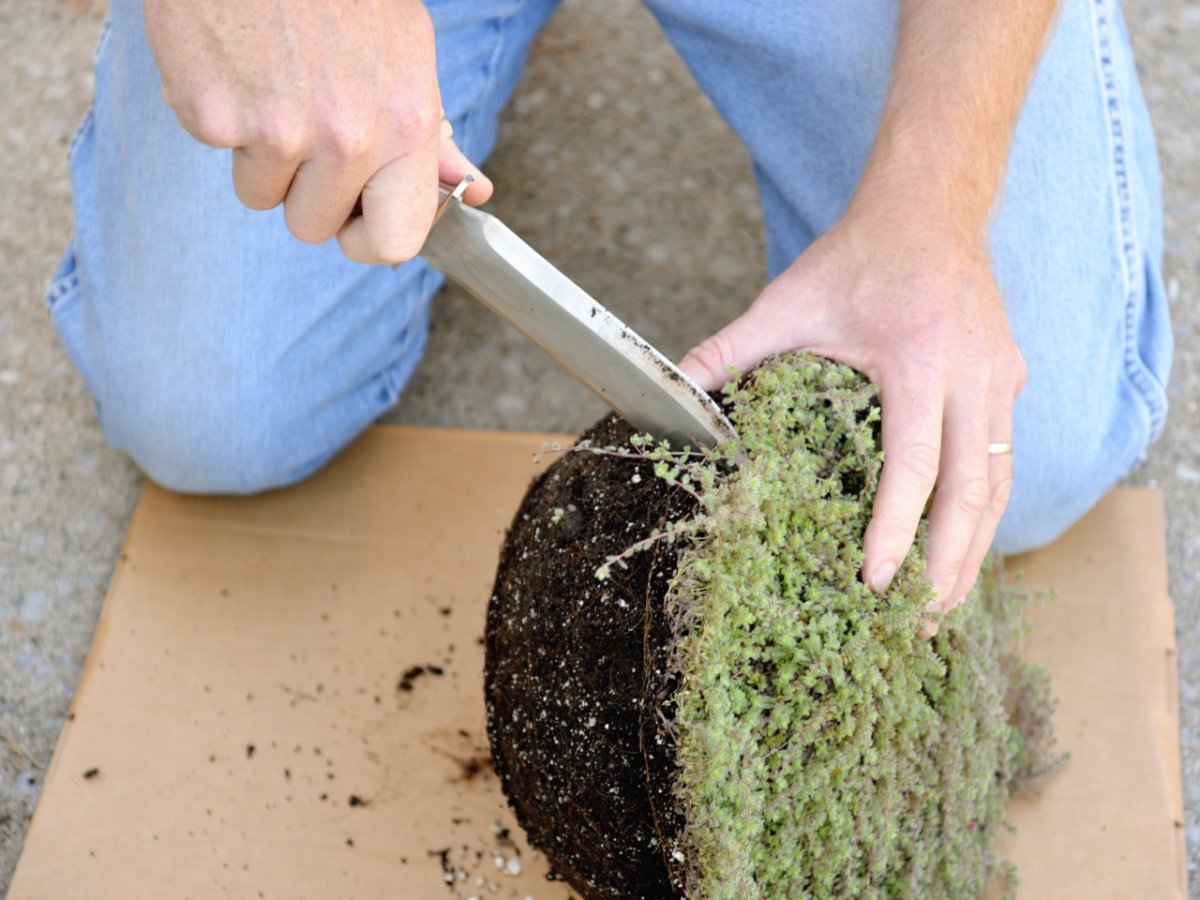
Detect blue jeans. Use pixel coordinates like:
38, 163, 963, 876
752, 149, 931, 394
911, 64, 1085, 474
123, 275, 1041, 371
50, 0, 1171, 554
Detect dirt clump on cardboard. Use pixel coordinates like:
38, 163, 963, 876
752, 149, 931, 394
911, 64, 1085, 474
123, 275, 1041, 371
486, 353, 1062, 899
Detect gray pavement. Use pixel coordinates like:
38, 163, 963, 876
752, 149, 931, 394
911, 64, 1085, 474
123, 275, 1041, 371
1, 0, 1197, 894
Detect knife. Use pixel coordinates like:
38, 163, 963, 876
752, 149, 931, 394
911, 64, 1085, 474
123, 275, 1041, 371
411, 178, 737, 449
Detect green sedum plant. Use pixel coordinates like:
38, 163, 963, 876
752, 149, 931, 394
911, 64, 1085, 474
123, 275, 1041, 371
650, 354, 1058, 897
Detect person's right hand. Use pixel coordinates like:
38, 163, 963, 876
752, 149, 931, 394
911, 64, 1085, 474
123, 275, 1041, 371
144, 0, 492, 264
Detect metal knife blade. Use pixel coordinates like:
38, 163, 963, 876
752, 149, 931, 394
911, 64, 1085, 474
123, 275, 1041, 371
415, 182, 737, 448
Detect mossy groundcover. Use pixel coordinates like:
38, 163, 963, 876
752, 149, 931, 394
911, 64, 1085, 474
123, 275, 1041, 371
485, 353, 1061, 899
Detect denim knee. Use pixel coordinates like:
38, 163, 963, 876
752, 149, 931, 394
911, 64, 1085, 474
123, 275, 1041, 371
95, 365, 333, 495
992, 382, 1156, 556
85, 281, 439, 496
994, 481, 1090, 558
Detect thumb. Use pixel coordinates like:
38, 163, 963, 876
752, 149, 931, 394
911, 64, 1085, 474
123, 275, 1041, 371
438, 119, 493, 206
677, 302, 799, 392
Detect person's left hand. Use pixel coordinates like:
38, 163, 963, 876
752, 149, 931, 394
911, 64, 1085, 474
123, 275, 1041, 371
676, 201, 1026, 631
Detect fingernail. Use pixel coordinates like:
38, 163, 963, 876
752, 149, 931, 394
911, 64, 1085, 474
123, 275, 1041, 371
930, 583, 958, 615
869, 561, 897, 593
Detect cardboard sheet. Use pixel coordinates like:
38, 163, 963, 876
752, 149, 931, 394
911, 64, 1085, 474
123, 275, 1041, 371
10, 426, 1186, 899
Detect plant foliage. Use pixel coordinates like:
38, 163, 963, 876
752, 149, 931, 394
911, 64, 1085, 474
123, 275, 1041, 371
616, 353, 1062, 897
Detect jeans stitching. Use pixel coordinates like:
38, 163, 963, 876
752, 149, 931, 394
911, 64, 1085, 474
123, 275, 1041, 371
1091, 0, 1166, 445
65, 105, 94, 163
66, 19, 109, 161
45, 269, 79, 313
93, 15, 111, 65
452, 12, 511, 160
52, 17, 110, 315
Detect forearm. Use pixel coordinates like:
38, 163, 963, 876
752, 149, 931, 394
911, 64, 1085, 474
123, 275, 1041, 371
852, 0, 1060, 239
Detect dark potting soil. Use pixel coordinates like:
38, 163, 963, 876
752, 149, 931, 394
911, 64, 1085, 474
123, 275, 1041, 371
485, 413, 698, 899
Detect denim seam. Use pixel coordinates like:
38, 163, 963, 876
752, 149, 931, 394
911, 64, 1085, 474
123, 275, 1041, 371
1090, 0, 1166, 447
65, 20, 109, 160
93, 15, 112, 65
45, 267, 79, 313
52, 17, 110, 315
453, 14, 510, 159
65, 104, 95, 163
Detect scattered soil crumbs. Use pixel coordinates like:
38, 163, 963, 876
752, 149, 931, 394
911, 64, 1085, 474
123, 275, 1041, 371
456, 755, 492, 782
433, 819, 553, 899
398, 663, 447, 693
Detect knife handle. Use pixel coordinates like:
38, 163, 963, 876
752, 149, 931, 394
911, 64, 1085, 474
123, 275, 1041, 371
353, 176, 473, 239
438, 176, 474, 205
385, 177, 477, 272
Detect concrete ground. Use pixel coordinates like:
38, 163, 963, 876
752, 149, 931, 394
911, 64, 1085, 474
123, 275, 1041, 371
1, 0, 1197, 893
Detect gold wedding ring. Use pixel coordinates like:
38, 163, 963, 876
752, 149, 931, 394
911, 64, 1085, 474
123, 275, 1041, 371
987, 442, 1014, 455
